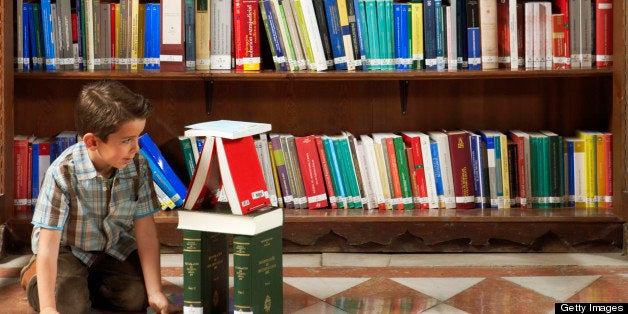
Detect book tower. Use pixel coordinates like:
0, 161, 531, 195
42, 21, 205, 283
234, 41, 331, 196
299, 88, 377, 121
177, 120, 283, 314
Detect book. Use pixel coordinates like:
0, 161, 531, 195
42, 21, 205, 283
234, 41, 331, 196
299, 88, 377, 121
233, 0, 261, 70
185, 120, 272, 139
466, 0, 481, 70
178, 205, 283, 235
509, 130, 531, 208
210, 0, 232, 69
216, 136, 271, 215
182, 230, 229, 314
281, 135, 308, 209
594, 0, 613, 67
428, 131, 455, 209
31, 137, 52, 208
178, 135, 197, 180
269, 134, 294, 208
141, 147, 185, 207
184, 0, 196, 70
138, 133, 188, 202
255, 134, 279, 207
446, 130, 475, 209
182, 136, 221, 210
468, 131, 490, 208
194, 0, 211, 70
315, 135, 339, 209
233, 225, 283, 314
259, 0, 290, 71
14, 135, 31, 213
401, 132, 430, 209
160, 0, 185, 71
359, 135, 386, 209
294, 135, 328, 209
479, 0, 498, 69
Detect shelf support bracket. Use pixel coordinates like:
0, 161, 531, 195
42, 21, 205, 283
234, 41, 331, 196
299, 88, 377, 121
205, 80, 214, 115
400, 80, 409, 115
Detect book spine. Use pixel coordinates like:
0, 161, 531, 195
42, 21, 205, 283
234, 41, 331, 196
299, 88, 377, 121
469, 133, 489, 208
595, 0, 613, 67
41, 0, 56, 70
345, 0, 362, 69
261, 0, 289, 70
479, 0, 498, 69
184, 0, 196, 70
182, 230, 203, 313
138, 133, 188, 201
315, 136, 338, 208
267, 140, 285, 207
323, 0, 349, 69
295, 135, 328, 208
160, 0, 185, 71
282, 0, 308, 70
392, 137, 413, 209
210, 0, 232, 69
313, 0, 336, 69
233, 227, 283, 314
430, 141, 444, 208
200, 232, 229, 313
496, 0, 510, 68
140, 148, 184, 207
270, 135, 294, 208
194, 0, 211, 70
552, 14, 569, 69
410, 2, 425, 70
323, 137, 348, 208
447, 131, 475, 209
466, 0, 481, 69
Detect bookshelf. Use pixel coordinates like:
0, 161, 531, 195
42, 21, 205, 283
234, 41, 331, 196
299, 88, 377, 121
1, 1, 626, 253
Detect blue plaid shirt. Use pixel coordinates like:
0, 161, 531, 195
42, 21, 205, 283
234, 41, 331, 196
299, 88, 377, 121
32, 141, 161, 266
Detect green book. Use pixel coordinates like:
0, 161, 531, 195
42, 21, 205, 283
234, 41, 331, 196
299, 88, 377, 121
183, 230, 203, 312
201, 232, 229, 314
233, 226, 283, 314
178, 136, 197, 180
392, 136, 414, 209
182, 229, 229, 314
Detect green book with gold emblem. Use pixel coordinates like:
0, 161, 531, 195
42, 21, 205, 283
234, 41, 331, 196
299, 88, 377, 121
233, 225, 283, 314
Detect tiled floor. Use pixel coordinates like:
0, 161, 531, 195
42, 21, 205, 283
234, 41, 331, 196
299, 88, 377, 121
0, 253, 626, 313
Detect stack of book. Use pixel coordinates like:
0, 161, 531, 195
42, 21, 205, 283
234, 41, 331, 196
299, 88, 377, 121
178, 119, 284, 314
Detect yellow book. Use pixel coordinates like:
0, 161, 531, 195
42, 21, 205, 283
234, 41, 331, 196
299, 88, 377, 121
499, 134, 511, 209
130, 0, 140, 70
573, 138, 586, 208
114, 3, 121, 69
595, 132, 613, 208
373, 141, 392, 209
409, 2, 424, 69
576, 130, 598, 208
290, 0, 315, 70
195, 0, 211, 70
268, 141, 285, 208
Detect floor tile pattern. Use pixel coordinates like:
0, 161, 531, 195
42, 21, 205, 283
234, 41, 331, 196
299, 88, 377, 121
0, 253, 626, 313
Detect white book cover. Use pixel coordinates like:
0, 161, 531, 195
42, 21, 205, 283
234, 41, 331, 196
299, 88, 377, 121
508, 0, 518, 69
428, 131, 455, 209
299, 0, 329, 71
360, 135, 386, 209
211, 0, 232, 69
185, 120, 272, 139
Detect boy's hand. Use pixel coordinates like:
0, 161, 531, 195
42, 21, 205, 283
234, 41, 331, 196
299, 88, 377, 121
148, 291, 183, 314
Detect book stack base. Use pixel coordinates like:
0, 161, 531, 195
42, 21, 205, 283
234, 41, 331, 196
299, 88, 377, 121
178, 206, 284, 314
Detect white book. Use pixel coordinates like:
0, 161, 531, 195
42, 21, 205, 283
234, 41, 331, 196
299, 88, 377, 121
185, 120, 272, 139
508, 0, 519, 69
524, 2, 534, 68
355, 140, 377, 209
541, 2, 552, 69
360, 135, 386, 209
178, 206, 283, 236
370, 134, 393, 209
210, 0, 232, 69
428, 131, 455, 209
256, 134, 279, 207
446, 4, 457, 71
299, 0, 329, 71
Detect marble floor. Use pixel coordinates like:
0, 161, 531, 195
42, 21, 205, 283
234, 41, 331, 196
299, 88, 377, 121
0, 253, 626, 313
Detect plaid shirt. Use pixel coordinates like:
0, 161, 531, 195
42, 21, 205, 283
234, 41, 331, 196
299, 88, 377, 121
32, 141, 160, 266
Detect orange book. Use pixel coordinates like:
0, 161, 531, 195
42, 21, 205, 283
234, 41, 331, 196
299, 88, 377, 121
401, 132, 429, 209
595, 0, 613, 67
294, 135, 328, 209
596, 132, 612, 208
552, 14, 569, 69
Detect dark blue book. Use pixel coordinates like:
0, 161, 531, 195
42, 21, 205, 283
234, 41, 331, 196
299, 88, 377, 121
22, 3, 32, 71
323, 0, 348, 69
466, 0, 481, 70
393, 3, 410, 70
434, 0, 445, 71
74, 0, 85, 70
456, 0, 468, 68
430, 141, 444, 206
138, 133, 187, 202
259, 0, 288, 71
423, 0, 437, 70
469, 132, 489, 208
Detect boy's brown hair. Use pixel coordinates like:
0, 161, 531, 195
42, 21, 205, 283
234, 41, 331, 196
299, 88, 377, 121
74, 80, 152, 142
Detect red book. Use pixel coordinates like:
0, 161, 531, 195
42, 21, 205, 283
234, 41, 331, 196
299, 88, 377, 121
160, 0, 185, 71
216, 136, 271, 215
496, 0, 511, 68
552, 14, 569, 69
14, 135, 31, 213
595, 0, 613, 67
401, 132, 429, 209
110, 3, 117, 70
295, 135, 328, 209
182, 137, 221, 210
315, 136, 338, 209
509, 131, 530, 208
446, 130, 475, 209
553, 0, 571, 68
233, 0, 261, 70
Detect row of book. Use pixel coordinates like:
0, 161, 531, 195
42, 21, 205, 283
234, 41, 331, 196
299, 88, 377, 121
15, 0, 613, 72
179, 128, 613, 212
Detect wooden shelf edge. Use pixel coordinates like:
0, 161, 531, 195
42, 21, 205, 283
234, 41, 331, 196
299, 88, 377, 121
14, 67, 613, 81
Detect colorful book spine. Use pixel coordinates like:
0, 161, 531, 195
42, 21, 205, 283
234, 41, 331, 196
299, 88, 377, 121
140, 147, 184, 207
466, 0, 481, 70
393, 3, 411, 70
469, 132, 489, 208
323, 0, 349, 69
423, 0, 437, 70
260, 0, 290, 70
410, 2, 425, 70
270, 135, 294, 208
315, 136, 339, 208
447, 131, 475, 209
138, 133, 188, 201
595, 0, 613, 67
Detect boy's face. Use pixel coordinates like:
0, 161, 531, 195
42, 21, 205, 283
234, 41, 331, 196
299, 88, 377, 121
87, 118, 146, 173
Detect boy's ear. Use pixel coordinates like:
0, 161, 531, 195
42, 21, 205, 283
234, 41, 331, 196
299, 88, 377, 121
82, 133, 99, 150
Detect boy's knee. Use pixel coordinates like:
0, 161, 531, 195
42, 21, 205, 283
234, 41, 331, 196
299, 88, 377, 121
97, 279, 148, 311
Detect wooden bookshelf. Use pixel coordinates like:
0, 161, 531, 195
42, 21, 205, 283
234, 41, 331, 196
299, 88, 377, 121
1, 1, 626, 253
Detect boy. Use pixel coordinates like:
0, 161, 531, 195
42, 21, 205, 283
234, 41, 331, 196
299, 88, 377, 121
20, 80, 182, 314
